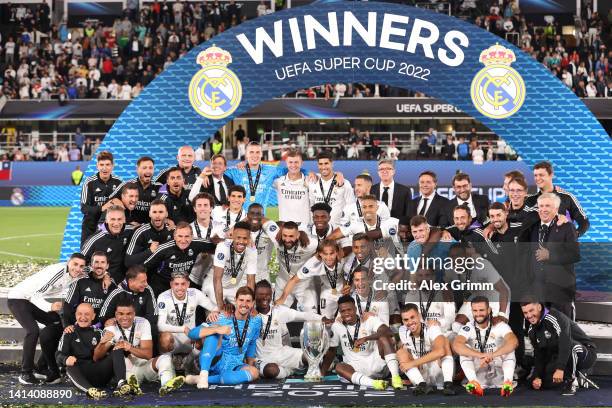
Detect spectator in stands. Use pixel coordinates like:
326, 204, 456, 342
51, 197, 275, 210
457, 137, 470, 161
441, 135, 455, 160
69, 144, 81, 161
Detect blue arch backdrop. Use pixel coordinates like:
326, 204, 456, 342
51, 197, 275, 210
60, 0, 611, 258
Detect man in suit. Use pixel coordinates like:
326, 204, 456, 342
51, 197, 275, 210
522, 193, 580, 320
371, 159, 412, 218
447, 173, 489, 225
410, 171, 450, 228
190, 154, 234, 207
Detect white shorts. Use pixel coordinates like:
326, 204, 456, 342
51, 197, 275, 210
257, 346, 303, 375
420, 361, 444, 388
275, 276, 317, 313
126, 358, 158, 384
344, 353, 388, 378
320, 288, 340, 320
459, 353, 515, 389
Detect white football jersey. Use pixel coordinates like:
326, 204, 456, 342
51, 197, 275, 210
399, 324, 443, 359
298, 256, 346, 291
308, 177, 355, 225
274, 174, 311, 226
211, 206, 244, 233
157, 288, 215, 333
272, 238, 318, 282
256, 305, 320, 356
458, 321, 512, 354
340, 216, 403, 255
213, 240, 257, 288
330, 316, 384, 361
340, 199, 391, 225
104, 317, 152, 365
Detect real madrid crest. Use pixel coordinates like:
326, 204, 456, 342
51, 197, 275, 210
470, 43, 525, 119
189, 45, 242, 120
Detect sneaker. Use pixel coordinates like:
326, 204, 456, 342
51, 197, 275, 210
33, 369, 48, 380
577, 371, 599, 390
86, 387, 108, 400
561, 378, 577, 396
443, 381, 456, 396
372, 380, 388, 390
113, 379, 132, 397
413, 382, 434, 395
18, 372, 40, 385
501, 380, 514, 397
44, 371, 62, 385
127, 374, 143, 396
391, 375, 403, 390
465, 380, 484, 396
159, 375, 185, 396
196, 371, 209, 389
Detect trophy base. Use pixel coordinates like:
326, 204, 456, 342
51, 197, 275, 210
303, 367, 324, 382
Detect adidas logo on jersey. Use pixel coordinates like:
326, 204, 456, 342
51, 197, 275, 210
107, 248, 112, 252
170, 255, 176, 259
95, 188, 102, 192
85, 287, 92, 292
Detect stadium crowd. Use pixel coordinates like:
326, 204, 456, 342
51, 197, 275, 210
6, 143, 598, 400
0, 1, 609, 102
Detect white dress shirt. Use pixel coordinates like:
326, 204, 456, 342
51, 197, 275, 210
379, 181, 394, 211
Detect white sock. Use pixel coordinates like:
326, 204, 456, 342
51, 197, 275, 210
276, 366, 292, 379
157, 354, 174, 386
502, 357, 516, 382
384, 353, 400, 377
406, 367, 425, 385
460, 358, 477, 382
351, 372, 375, 387
441, 355, 454, 382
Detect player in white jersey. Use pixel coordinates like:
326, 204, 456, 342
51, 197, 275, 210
332, 195, 403, 257
340, 174, 390, 225
397, 303, 456, 395
189, 193, 222, 288
157, 273, 218, 354
254, 280, 327, 378
211, 185, 247, 234
274, 149, 311, 226
245, 203, 279, 283
308, 151, 354, 225
452, 296, 518, 397
321, 295, 403, 390
351, 267, 390, 325
305, 202, 351, 250
95, 295, 185, 396
276, 240, 345, 319
342, 233, 375, 292
209, 222, 257, 309
272, 222, 318, 312
403, 268, 457, 335
448, 244, 511, 332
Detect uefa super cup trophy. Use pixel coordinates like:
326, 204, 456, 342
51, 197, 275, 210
300, 320, 330, 382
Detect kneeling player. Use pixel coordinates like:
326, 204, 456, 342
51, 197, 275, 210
321, 295, 402, 390
255, 280, 327, 379
397, 304, 456, 395
187, 286, 262, 389
452, 296, 518, 397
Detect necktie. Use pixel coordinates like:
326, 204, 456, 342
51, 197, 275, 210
539, 224, 548, 244
382, 187, 389, 207
419, 198, 429, 216
218, 180, 227, 205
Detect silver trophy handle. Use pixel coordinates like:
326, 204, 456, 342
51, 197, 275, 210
300, 320, 330, 382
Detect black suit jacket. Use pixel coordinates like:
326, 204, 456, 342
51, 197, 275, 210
203, 174, 235, 206
521, 218, 580, 303
447, 194, 490, 225
410, 193, 450, 227
371, 182, 412, 218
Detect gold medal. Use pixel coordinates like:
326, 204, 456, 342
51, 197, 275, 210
353, 346, 360, 352
332, 288, 337, 295
250, 196, 255, 202
231, 277, 237, 285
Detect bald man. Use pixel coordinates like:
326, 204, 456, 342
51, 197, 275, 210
154, 146, 202, 190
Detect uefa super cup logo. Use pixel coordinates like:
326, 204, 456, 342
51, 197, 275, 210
470, 44, 526, 119
189, 45, 242, 120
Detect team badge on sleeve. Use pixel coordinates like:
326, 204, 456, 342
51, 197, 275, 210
470, 43, 525, 119
218, 252, 225, 261
302, 267, 309, 274
158, 302, 165, 310
189, 46, 242, 120
269, 225, 278, 232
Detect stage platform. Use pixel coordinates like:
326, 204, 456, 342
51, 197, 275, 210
0, 364, 609, 406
